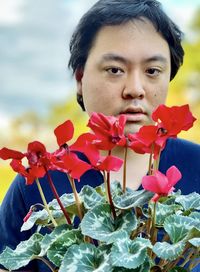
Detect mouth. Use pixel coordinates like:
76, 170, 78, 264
120, 107, 147, 122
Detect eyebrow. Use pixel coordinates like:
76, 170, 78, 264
100, 53, 168, 65
100, 53, 130, 65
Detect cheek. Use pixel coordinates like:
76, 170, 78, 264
151, 85, 168, 105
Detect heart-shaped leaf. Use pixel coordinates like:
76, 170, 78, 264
81, 204, 137, 243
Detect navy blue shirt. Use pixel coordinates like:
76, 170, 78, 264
0, 138, 199, 271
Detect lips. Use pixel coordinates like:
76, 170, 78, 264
120, 107, 147, 122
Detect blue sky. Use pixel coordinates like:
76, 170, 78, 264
0, 0, 199, 124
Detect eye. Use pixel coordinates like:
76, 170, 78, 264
106, 67, 124, 75
146, 68, 161, 77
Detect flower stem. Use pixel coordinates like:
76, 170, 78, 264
189, 252, 200, 270
153, 149, 161, 171
148, 144, 154, 175
105, 150, 116, 220
180, 247, 196, 268
122, 146, 128, 193
35, 256, 56, 272
35, 178, 57, 227
106, 170, 116, 220
45, 170, 72, 225
68, 175, 83, 220
103, 170, 109, 203
150, 201, 157, 244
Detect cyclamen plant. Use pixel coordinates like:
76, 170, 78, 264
0, 104, 199, 272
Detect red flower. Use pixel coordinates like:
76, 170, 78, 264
70, 132, 99, 162
0, 141, 54, 185
54, 120, 74, 147
128, 104, 196, 159
128, 125, 162, 159
0, 147, 24, 160
10, 159, 46, 185
87, 112, 127, 150
26, 141, 50, 166
52, 152, 92, 180
70, 132, 123, 172
142, 166, 182, 202
88, 152, 123, 172
152, 104, 196, 138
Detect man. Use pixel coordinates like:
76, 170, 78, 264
0, 0, 199, 271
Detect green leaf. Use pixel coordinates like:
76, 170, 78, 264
21, 209, 49, 231
48, 193, 78, 217
39, 224, 72, 256
113, 189, 153, 210
149, 202, 182, 226
111, 180, 124, 196
47, 229, 83, 267
0, 233, 43, 270
80, 185, 106, 210
81, 203, 137, 243
59, 243, 112, 272
96, 181, 122, 198
189, 211, 200, 222
110, 237, 152, 269
175, 192, 200, 210
184, 227, 200, 241
152, 241, 185, 261
112, 258, 150, 271
189, 237, 200, 247
164, 214, 199, 243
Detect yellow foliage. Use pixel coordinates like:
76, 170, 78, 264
0, 165, 15, 203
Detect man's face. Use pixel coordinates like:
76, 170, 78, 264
76, 19, 171, 134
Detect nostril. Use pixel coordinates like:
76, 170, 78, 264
122, 88, 145, 99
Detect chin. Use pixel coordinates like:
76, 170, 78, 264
124, 123, 143, 135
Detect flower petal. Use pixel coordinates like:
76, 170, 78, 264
166, 165, 182, 187
54, 120, 74, 146
97, 155, 123, 172
142, 171, 168, 194
0, 147, 24, 160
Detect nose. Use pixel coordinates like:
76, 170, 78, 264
122, 71, 145, 99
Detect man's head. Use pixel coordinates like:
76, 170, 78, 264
68, 0, 184, 134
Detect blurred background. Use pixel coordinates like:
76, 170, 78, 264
0, 0, 200, 202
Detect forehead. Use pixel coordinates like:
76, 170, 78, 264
87, 19, 170, 63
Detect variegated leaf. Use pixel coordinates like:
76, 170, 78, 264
175, 192, 200, 211
152, 241, 185, 261
189, 237, 200, 247
81, 204, 137, 243
149, 202, 182, 226
21, 209, 49, 231
59, 243, 112, 272
112, 259, 150, 271
0, 233, 43, 270
48, 193, 79, 216
111, 180, 124, 195
110, 237, 152, 269
113, 190, 153, 210
164, 215, 199, 243
39, 224, 72, 256
189, 211, 200, 222
47, 229, 83, 266
80, 185, 106, 209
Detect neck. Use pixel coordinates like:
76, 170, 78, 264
102, 147, 151, 190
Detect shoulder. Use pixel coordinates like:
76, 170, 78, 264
165, 137, 200, 153
160, 138, 200, 194
162, 138, 200, 162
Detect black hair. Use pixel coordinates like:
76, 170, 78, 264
69, 0, 184, 110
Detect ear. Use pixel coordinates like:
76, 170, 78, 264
75, 69, 83, 95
